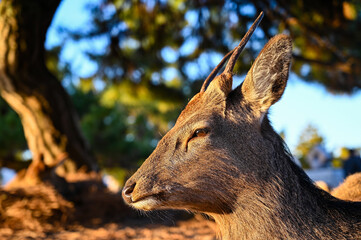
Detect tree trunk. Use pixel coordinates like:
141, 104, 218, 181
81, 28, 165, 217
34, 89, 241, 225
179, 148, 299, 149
0, 0, 98, 186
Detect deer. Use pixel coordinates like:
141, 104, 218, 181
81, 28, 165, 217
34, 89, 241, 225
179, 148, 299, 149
332, 173, 361, 202
122, 12, 361, 239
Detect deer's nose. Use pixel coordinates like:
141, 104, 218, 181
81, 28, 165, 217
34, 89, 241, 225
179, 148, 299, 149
122, 182, 136, 204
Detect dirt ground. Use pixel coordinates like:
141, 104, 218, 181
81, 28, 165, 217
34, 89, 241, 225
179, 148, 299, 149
0, 177, 217, 240
0, 218, 217, 240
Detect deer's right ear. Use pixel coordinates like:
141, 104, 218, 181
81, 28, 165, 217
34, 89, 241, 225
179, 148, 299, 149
238, 34, 292, 119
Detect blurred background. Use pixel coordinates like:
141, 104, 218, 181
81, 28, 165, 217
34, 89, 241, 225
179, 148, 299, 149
1, 0, 361, 238
1, 0, 361, 205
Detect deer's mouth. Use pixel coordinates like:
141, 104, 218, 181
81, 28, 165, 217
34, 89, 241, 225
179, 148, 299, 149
130, 192, 165, 211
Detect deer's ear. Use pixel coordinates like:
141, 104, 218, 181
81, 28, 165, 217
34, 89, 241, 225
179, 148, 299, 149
241, 34, 292, 115
205, 72, 233, 98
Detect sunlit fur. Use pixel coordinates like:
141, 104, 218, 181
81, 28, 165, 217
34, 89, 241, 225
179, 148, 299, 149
332, 173, 361, 201
123, 35, 361, 239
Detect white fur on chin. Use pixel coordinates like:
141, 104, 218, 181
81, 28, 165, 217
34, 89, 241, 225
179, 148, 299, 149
131, 197, 159, 211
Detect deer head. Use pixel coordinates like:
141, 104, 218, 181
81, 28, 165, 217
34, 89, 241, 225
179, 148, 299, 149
122, 13, 293, 216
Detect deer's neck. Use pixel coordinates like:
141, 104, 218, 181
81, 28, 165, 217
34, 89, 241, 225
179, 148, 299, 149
210, 148, 361, 240
209, 171, 308, 239
210, 184, 289, 239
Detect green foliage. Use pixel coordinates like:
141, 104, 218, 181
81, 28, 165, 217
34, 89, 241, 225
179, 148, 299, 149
65, 0, 261, 90
63, 0, 361, 93
295, 124, 325, 169
47, 0, 361, 183
4, 0, 361, 184
0, 99, 27, 159
45, 45, 71, 82
69, 81, 184, 184
282, 1, 361, 93
103, 167, 128, 187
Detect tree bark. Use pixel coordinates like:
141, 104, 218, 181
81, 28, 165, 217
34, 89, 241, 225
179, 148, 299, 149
0, 0, 98, 185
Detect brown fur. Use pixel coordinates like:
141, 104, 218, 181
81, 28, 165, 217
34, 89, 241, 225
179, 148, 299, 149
123, 34, 361, 239
332, 173, 361, 201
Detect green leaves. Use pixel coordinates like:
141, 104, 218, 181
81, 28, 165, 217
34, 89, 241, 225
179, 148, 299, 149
295, 124, 325, 169
40, 0, 361, 183
0, 99, 26, 160
69, 79, 184, 179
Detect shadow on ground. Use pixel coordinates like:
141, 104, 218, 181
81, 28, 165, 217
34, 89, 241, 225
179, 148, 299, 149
0, 174, 217, 240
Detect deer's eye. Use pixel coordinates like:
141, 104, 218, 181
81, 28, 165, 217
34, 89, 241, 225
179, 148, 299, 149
191, 128, 209, 140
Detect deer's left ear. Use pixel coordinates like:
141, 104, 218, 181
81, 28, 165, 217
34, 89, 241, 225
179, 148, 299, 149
205, 72, 233, 98
238, 34, 292, 117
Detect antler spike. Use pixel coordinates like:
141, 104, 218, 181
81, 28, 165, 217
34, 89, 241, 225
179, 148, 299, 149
200, 48, 235, 93
224, 12, 264, 74
199, 12, 264, 93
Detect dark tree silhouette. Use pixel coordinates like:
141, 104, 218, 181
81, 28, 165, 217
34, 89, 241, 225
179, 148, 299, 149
0, 0, 98, 186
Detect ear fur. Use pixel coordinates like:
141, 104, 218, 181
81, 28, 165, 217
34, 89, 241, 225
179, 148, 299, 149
197, 72, 233, 118
205, 72, 233, 98
240, 34, 292, 115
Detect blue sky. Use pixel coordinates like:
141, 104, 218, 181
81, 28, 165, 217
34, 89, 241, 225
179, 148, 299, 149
46, 0, 361, 154
271, 76, 361, 152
